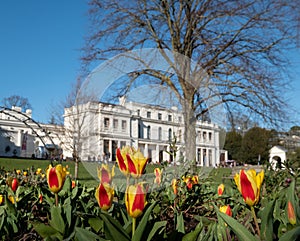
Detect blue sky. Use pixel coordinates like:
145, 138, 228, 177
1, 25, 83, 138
0, 0, 89, 122
0, 1, 299, 128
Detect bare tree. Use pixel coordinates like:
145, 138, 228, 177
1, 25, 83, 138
82, 0, 299, 162
2, 95, 32, 111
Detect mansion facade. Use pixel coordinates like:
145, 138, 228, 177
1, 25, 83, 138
0, 100, 227, 167
64, 97, 227, 166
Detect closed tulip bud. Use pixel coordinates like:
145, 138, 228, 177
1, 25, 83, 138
218, 184, 225, 196
125, 183, 147, 218
172, 179, 178, 195
95, 183, 114, 211
72, 180, 76, 188
16, 170, 21, 175
234, 169, 264, 206
46, 164, 67, 193
97, 164, 114, 184
220, 205, 232, 217
0, 195, 4, 205
39, 194, 43, 204
287, 201, 296, 225
11, 178, 19, 192
154, 168, 162, 185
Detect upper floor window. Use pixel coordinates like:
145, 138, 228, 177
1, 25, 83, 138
104, 118, 110, 129
208, 132, 212, 141
147, 111, 151, 118
158, 113, 162, 120
113, 119, 118, 129
203, 131, 207, 141
122, 120, 127, 131
178, 116, 182, 123
137, 109, 140, 116
168, 114, 172, 122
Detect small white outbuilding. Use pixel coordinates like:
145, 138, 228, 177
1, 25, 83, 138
269, 145, 287, 170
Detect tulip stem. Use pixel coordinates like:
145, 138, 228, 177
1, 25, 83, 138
132, 217, 136, 239
251, 206, 260, 237
55, 193, 58, 206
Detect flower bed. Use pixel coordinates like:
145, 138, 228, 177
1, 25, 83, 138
0, 147, 299, 240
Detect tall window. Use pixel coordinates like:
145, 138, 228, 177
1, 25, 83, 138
209, 132, 212, 142
104, 118, 110, 129
168, 114, 172, 122
158, 127, 162, 140
147, 125, 151, 139
158, 113, 162, 120
138, 122, 143, 138
113, 119, 118, 129
168, 128, 172, 141
122, 120, 127, 131
147, 111, 151, 118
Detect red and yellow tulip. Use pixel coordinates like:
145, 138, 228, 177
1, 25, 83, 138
97, 164, 114, 184
46, 164, 67, 193
125, 183, 147, 218
154, 168, 162, 185
218, 184, 225, 196
172, 179, 178, 195
220, 205, 232, 217
116, 146, 148, 178
95, 182, 114, 211
234, 169, 264, 206
6, 177, 19, 192
287, 201, 296, 225
182, 175, 199, 190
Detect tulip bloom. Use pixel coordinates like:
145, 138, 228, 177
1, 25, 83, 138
6, 177, 19, 192
0, 195, 4, 205
172, 179, 178, 195
46, 164, 67, 193
218, 184, 225, 196
116, 146, 148, 178
125, 183, 147, 218
97, 164, 114, 184
287, 201, 296, 225
36, 168, 42, 175
95, 183, 114, 211
16, 170, 21, 175
234, 169, 264, 206
154, 168, 162, 185
220, 205, 232, 217
182, 175, 198, 190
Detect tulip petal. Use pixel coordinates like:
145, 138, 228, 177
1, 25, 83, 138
126, 154, 138, 175
240, 170, 256, 206
116, 148, 127, 173
49, 168, 59, 189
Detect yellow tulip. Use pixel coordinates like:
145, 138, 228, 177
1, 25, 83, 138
46, 164, 67, 193
97, 164, 114, 184
36, 168, 42, 175
23, 171, 28, 176
234, 169, 264, 206
116, 146, 148, 178
95, 183, 114, 211
218, 184, 225, 196
0, 195, 4, 205
125, 183, 147, 218
172, 179, 178, 195
220, 205, 232, 217
16, 170, 21, 175
154, 168, 162, 185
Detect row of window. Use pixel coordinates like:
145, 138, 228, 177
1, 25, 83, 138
138, 110, 182, 122
198, 131, 213, 141
104, 118, 127, 131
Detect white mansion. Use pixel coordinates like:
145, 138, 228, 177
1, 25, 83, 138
0, 100, 227, 166
64, 97, 226, 166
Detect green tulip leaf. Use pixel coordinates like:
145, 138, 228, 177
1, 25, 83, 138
88, 217, 104, 233
260, 200, 275, 241
217, 211, 259, 241
33, 222, 60, 239
100, 212, 130, 241
132, 201, 157, 241
278, 226, 300, 241
74, 227, 102, 241
176, 212, 185, 234
182, 222, 203, 241
146, 221, 167, 241
49, 206, 65, 234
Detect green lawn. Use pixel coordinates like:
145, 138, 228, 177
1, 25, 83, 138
0, 157, 98, 187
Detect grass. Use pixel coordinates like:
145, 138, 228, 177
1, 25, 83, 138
0, 157, 98, 187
